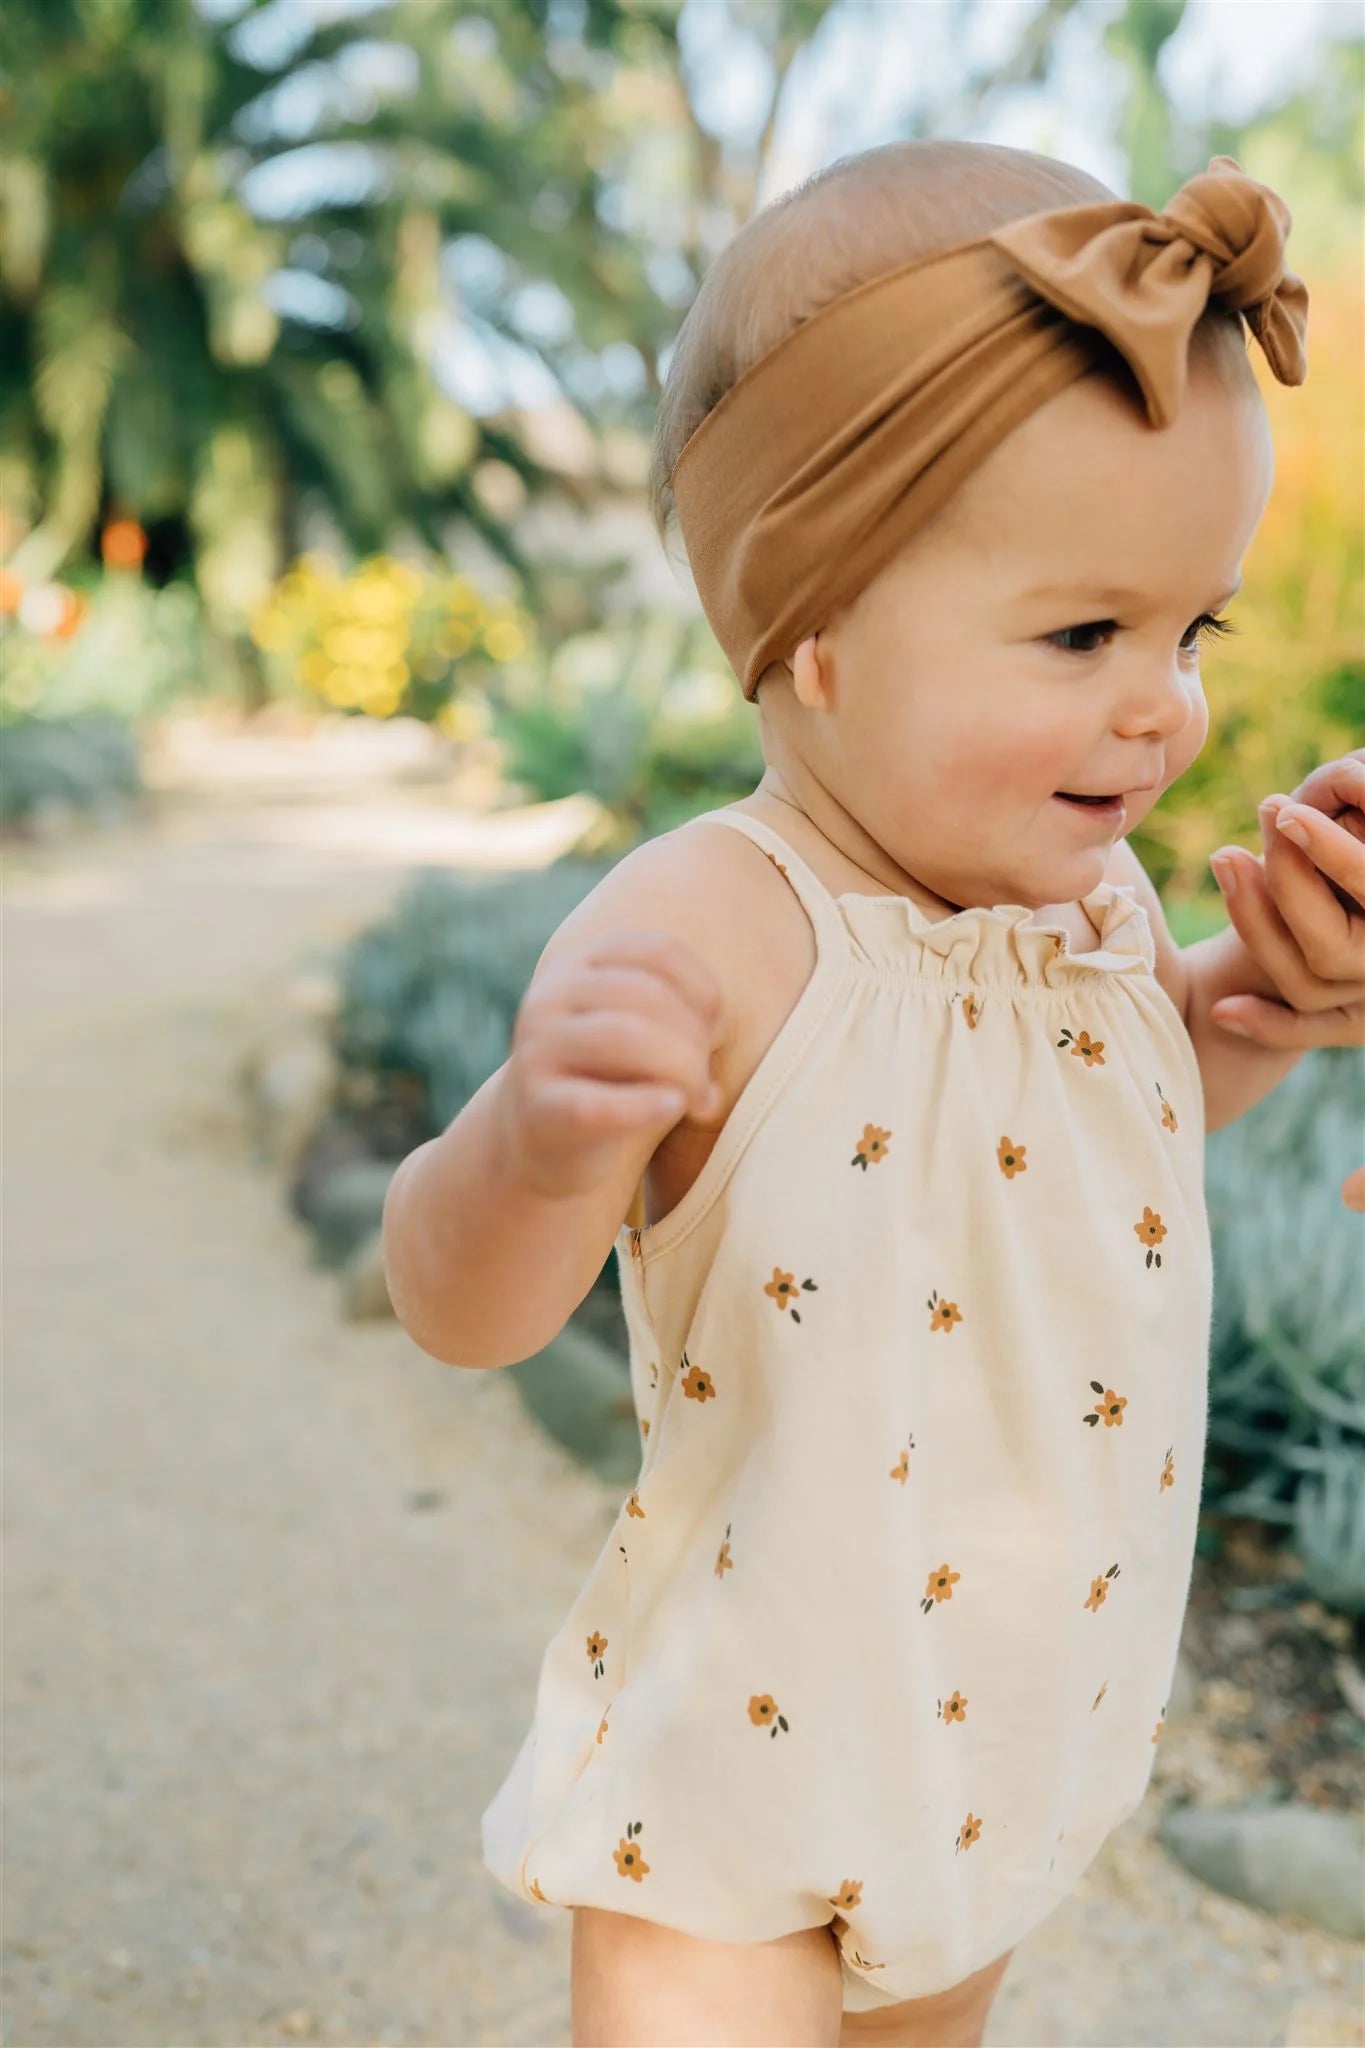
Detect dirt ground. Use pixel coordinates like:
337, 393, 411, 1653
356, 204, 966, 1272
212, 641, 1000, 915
3, 720, 1362, 2047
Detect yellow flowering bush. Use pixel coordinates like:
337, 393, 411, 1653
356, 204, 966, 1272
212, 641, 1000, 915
249, 553, 535, 724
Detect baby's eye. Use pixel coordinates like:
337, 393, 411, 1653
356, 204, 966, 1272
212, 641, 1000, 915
1045, 613, 1237, 656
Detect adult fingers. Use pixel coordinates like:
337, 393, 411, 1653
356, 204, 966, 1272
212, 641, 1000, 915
1208, 992, 1365, 1048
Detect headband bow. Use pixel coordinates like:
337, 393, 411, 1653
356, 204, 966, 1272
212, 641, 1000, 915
670, 155, 1309, 702
992, 154, 1308, 428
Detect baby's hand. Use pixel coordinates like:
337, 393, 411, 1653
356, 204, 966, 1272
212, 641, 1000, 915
498, 929, 726, 1201
1209, 751, 1365, 1048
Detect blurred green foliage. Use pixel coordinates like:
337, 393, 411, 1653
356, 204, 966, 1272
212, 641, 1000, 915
0, 713, 142, 826
1204, 1049, 1365, 1613
0, 0, 680, 668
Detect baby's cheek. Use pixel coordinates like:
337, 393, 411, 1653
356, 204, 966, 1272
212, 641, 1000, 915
967, 718, 1075, 796
1167, 692, 1211, 779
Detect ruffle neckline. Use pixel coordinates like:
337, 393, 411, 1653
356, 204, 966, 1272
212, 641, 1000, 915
834, 879, 1156, 987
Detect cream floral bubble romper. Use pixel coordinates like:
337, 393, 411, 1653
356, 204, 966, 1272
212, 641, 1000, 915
481, 807, 1211, 2010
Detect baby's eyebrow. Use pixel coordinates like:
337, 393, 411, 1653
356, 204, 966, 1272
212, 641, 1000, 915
1024, 578, 1243, 608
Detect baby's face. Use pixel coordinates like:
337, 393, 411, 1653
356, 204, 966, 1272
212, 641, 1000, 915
807, 345, 1274, 911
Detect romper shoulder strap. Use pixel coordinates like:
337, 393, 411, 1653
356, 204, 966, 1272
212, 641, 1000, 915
619, 808, 853, 1242
683, 806, 851, 958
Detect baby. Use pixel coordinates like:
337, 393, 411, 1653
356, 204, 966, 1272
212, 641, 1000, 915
383, 140, 1364, 2046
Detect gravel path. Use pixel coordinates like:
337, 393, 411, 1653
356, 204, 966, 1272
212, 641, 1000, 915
3, 733, 1361, 2047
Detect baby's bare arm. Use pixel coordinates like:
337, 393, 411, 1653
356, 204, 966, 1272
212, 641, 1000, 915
381, 836, 732, 1370
380, 1063, 657, 1368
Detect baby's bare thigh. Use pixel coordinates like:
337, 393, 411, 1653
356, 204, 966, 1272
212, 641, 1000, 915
571, 1904, 844, 2046
839, 1947, 1015, 2047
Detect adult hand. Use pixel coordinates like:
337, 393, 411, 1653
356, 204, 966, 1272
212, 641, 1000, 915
1208, 750, 1365, 1047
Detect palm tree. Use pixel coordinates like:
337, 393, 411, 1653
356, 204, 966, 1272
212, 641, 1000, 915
0, 0, 678, 686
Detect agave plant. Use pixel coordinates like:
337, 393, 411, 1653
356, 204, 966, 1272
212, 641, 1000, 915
1205, 1047, 1365, 1614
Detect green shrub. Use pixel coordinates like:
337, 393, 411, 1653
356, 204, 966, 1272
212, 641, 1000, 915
0, 712, 142, 824
337, 855, 616, 1130
1205, 1047, 1365, 1612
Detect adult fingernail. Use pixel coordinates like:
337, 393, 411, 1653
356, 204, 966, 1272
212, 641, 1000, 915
1276, 810, 1311, 849
1211, 854, 1238, 896
1259, 794, 1288, 818
1220, 1017, 1252, 1038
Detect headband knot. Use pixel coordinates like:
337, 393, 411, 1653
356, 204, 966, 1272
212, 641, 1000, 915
991, 155, 1308, 428
670, 154, 1309, 702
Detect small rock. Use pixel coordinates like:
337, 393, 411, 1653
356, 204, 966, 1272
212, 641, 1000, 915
1159, 1800, 1365, 1941
281, 968, 341, 1026
1332, 1652, 1365, 1723
340, 1228, 394, 1321
249, 1038, 338, 1171
291, 1120, 375, 1225
1216, 1614, 1262, 1656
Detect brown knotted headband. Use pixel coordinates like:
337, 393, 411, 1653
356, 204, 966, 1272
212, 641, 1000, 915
670, 154, 1309, 703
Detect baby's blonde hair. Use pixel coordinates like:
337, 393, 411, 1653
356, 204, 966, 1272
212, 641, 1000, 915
650, 138, 1246, 698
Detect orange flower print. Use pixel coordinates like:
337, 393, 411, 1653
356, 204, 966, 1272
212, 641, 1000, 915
889, 1433, 915, 1484
764, 1267, 818, 1323
640, 1418, 651, 1438
681, 1351, 716, 1402
1084, 1380, 1128, 1428
1160, 1446, 1175, 1492
715, 1522, 734, 1579
921, 1562, 961, 1614
1057, 1027, 1105, 1066
763, 850, 789, 881
626, 1490, 646, 1518
1157, 1080, 1178, 1133
829, 1879, 863, 1914
1084, 1563, 1121, 1612
852, 1122, 892, 1170
1134, 1207, 1168, 1269
848, 1950, 887, 1972
961, 993, 982, 1030
997, 1136, 1027, 1179
1092, 1681, 1108, 1711
614, 1821, 649, 1881
586, 1630, 608, 1677
927, 1290, 963, 1333
596, 1710, 610, 1744
1152, 1706, 1167, 1744
527, 1875, 549, 1902
938, 1690, 968, 1724
629, 1228, 643, 1260
955, 1812, 983, 1853
748, 1693, 790, 1737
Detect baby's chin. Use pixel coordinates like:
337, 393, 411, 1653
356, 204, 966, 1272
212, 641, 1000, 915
976, 847, 1115, 911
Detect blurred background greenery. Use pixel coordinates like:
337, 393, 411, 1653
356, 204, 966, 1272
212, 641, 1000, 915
2, 0, 1362, 1611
